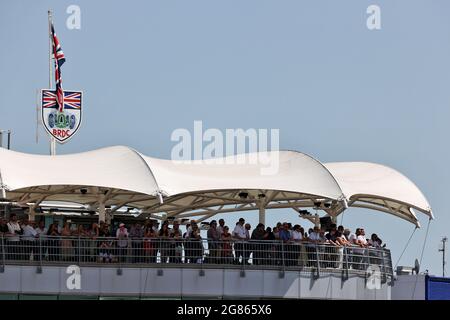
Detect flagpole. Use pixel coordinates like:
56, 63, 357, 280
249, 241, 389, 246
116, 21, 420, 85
48, 10, 56, 155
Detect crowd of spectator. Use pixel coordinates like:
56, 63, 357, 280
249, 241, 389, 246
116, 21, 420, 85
0, 213, 385, 268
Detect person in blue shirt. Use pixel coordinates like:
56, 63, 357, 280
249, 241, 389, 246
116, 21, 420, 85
279, 223, 294, 266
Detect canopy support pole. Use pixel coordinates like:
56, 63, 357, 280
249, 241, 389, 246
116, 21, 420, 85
105, 208, 112, 225
314, 213, 320, 228
98, 195, 106, 223
28, 205, 36, 222
258, 201, 266, 225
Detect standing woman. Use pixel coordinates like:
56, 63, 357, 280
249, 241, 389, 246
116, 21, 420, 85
158, 221, 170, 263
61, 222, 74, 262
190, 223, 203, 264
221, 226, 233, 264
46, 223, 60, 262
88, 223, 100, 262
143, 222, 157, 263
74, 224, 87, 262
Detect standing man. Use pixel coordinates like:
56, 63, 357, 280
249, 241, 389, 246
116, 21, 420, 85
169, 221, 183, 263
7, 214, 22, 260
232, 218, 247, 264
207, 220, 220, 263
129, 223, 144, 263
22, 217, 38, 261
216, 219, 225, 239
116, 223, 129, 263
35, 220, 48, 261
251, 223, 266, 265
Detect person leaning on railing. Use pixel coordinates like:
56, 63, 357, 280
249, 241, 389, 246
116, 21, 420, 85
304, 226, 321, 267
368, 233, 384, 266
352, 228, 369, 270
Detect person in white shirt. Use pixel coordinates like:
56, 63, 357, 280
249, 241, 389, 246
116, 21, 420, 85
35, 220, 48, 237
292, 225, 303, 243
6, 214, 22, 260
290, 225, 304, 267
353, 228, 368, 269
35, 220, 48, 261
116, 223, 129, 263
22, 219, 37, 241
22, 218, 38, 260
306, 226, 321, 267
233, 218, 247, 264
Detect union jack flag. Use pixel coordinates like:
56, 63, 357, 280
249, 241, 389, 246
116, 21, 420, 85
42, 90, 81, 110
51, 22, 66, 112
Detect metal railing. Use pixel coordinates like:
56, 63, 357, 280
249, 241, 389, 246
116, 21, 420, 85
0, 235, 393, 280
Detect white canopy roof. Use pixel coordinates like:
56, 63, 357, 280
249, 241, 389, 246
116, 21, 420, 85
324, 162, 433, 226
0, 146, 432, 226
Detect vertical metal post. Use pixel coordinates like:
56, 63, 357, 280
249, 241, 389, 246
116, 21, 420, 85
98, 196, 106, 223
48, 10, 56, 155
439, 237, 447, 278
7, 131, 11, 150
37, 236, 43, 273
78, 236, 81, 265
364, 246, 370, 272
258, 201, 265, 225
342, 245, 349, 281
1, 235, 5, 272
380, 247, 387, 284
315, 245, 320, 278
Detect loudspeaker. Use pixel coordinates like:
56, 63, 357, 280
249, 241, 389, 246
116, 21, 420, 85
319, 216, 332, 231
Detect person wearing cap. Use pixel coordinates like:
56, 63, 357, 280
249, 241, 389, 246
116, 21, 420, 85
116, 223, 129, 263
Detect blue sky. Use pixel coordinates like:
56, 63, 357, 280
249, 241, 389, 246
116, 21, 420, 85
1, 0, 449, 276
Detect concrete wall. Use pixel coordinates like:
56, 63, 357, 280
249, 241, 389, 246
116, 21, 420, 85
0, 265, 391, 299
